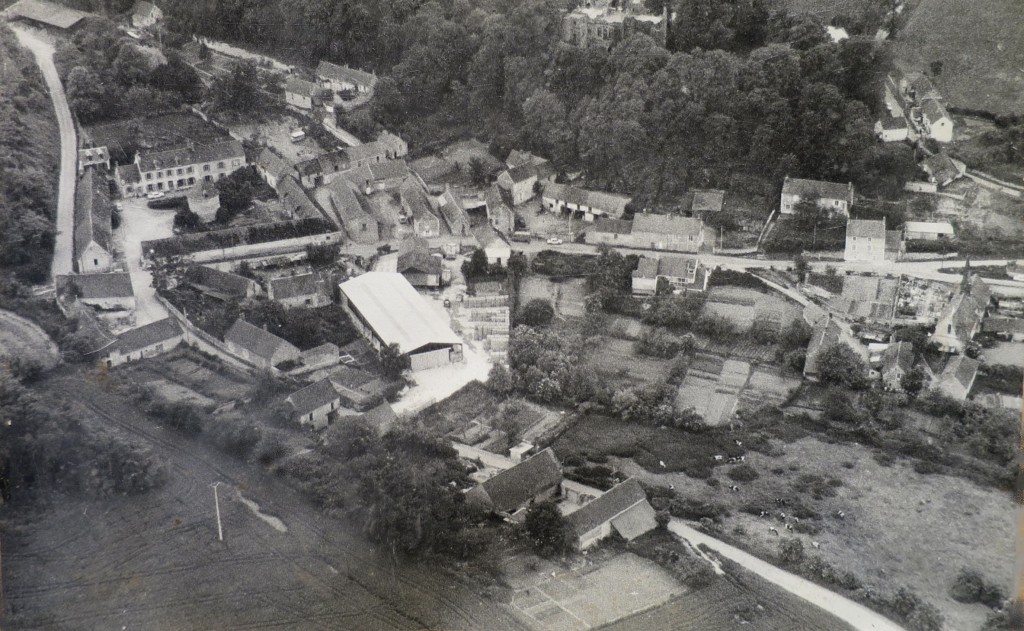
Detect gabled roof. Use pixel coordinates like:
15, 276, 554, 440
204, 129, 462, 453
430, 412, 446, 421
7, 0, 90, 29
782, 177, 853, 202
224, 319, 298, 362
367, 159, 410, 181
911, 75, 938, 99
591, 218, 633, 235
921, 154, 961, 185
885, 230, 903, 254
327, 177, 375, 228
847, 218, 886, 240
504, 163, 537, 184
633, 256, 699, 282
116, 162, 141, 184
57, 272, 134, 300
188, 265, 254, 298
939, 355, 979, 390
277, 175, 324, 221
879, 114, 909, 130
506, 150, 545, 168
79, 146, 110, 165
922, 98, 949, 124
397, 251, 443, 276
316, 61, 377, 88
132, 0, 160, 17
257, 147, 296, 182
301, 342, 339, 361
485, 183, 512, 213
338, 272, 461, 354
565, 478, 649, 537
73, 168, 113, 258
271, 273, 319, 300
137, 139, 244, 172
437, 187, 470, 234
471, 448, 562, 514
804, 317, 844, 376
400, 180, 438, 224
982, 317, 1024, 335
632, 213, 703, 238
361, 400, 398, 430
113, 318, 181, 354
286, 77, 320, 98
287, 378, 339, 416
543, 183, 632, 215
881, 341, 914, 375
691, 189, 725, 213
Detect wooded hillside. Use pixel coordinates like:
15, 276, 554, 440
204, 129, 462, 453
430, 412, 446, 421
0, 26, 60, 283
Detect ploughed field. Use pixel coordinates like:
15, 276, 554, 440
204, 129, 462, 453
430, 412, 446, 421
0, 369, 526, 631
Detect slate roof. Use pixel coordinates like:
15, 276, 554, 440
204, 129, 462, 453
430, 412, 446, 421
881, 341, 914, 375
691, 189, 725, 213
400, 180, 438, 224
632, 213, 703, 238
847, 219, 886, 240
286, 76, 320, 99
543, 183, 632, 216
271, 273, 319, 300
79, 146, 110, 165
327, 178, 375, 229
982, 317, 1024, 334
782, 177, 853, 202
287, 378, 339, 416
923, 99, 949, 127
137, 139, 244, 173
73, 168, 113, 258
113, 318, 181, 354
565, 478, 650, 537
58, 272, 134, 299
224, 319, 298, 362
257, 147, 297, 183
361, 401, 398, 431
301, 342, 339, 361
939, 276, 990, 344
367, 159, 410, 181
397, 251, 443, 275
633, 256, 699, 282
879, 115, 909, 130
438, 187, 470, 234
316, 61, 377, 88
471, 448, 562, 514
911, 76, 938, 100
506, 150, 544, 168
591, 218, 633, 235
188, 265, 254, 298
504, 163, 537, 184
921, 154, 961, 185
116, 162, 141, 184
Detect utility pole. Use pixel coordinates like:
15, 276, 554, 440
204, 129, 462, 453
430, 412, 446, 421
211, 482, 223, 542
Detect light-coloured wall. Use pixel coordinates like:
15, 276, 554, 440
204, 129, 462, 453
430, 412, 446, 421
149, 231, 344, 265
108, 336, 184, 366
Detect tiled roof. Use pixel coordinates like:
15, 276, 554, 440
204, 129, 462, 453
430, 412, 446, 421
397, 251, 443, 275
879, 115, 908, 130
543, 183, 632, 215
804, 317, 844, 376
847, 218, 886, 240
591, 218, 633, 235
79, 146, 110, 164
782, 177, 853, 202
633, 256, 699, 282
400, 180, 437, 223
361, 401, 397, 430
940, 355, 979, 390
472, 448, 562, 513
277, 175, 324, 221
73, 168, 113, 257
437, 187, 470, 234
287, 378, 339, 416
506, 150, 544, 168
504, 163, 537, 184
922, 154, 960, 184
224, 319, 298, 361
301, 342, 339, 360
982, 317, 1024, 335
911, 76, 938, 99
316, 61, 377, 88
7, 0, 90, 29
881, 341, 914, 375
327, 178, 373, 227
367, 159, 410, 181
257, 147, 296, 182
188, 265, 254, 297
565, 478, 649, 537
113, 318, 181, 354
116, 162, 141, 184
271, 273, 319, 300
57, 272, 134, 299
922, 99, 949, 126
632, 213, 703, 238
286, 77, 320, 98
137, 139, 244, 173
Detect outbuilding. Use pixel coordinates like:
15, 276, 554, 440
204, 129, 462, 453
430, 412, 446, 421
286, 378, 342, 430
105, 318, 183, 366
564, 478, 658, 550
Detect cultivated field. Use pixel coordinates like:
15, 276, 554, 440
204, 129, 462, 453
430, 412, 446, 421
584, 336, 673, 387
1, 368, 526, 631
613, 436, 1015, 631
602, 572, 854, 631
704, 286, 801, 329
520, 277, 587, 319
116, 348, 253, 407
0, 308, 59, 369
893, 0, 1024, 115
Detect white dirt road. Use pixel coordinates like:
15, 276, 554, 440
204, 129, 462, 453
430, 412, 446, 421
116, 199, 172, 326
12, 26, 77, 281
668, 520, 906, 631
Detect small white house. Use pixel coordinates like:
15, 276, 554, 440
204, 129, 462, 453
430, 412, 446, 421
482, 235, 512, 267
921, 98, 954, 143
875, 115, 909, 142
564, 478, 657, 550
106, 318, 184, 367
497, 164, 537, 206
780, 177, 854, 216
904, 221, 955, 241
285, 77, 320, 110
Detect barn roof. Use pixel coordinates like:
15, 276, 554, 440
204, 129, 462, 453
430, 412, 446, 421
113, 318, 181, 354
271, 273, 319, 300
471, 448, 562, 514
565, 478, 651, 537
224, 319, 298, 362
73, 168, 113, 259
57, 272, 134, 300
847, 219, 886, 240
782, 177, 853, 202
287, 378, 339, 416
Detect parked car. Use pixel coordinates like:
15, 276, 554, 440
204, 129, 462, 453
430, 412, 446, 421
146, 191, 165, 200
546, 237, 564, 245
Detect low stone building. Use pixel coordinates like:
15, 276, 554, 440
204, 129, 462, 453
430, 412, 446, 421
286, 378, 342, 430
105, 318, 183, 367
223, 319, 301, 370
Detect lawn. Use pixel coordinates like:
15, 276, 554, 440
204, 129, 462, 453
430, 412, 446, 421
584, 336, 674, 387
0, 309, 60, 370
893, 0, 1024, 115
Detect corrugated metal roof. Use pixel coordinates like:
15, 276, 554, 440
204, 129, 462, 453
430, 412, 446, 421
339, 272, 461, 354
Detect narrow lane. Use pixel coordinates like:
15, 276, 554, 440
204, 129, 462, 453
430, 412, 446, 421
12, 26, 77, 280
668, 520, 906, 631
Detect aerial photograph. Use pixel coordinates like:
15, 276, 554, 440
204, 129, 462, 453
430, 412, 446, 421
0, 0, 1021, 629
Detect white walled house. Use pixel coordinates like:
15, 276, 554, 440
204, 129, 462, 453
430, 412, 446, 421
921, 98, 954, 143
497, 164, 537, 206
57, 272, 136, 312
270, 273, 328, 308
780, 177, 854, 216
564, 478, 657, 550
904, 221, 955, 241
74, 169, 114, 273
285, 77, 321, 110
286, 378, 342, 430
844, 218, 887, 262
131, 0, 162, 28
105, 318, 183, 367
316, 61, 378, 95
223, 319, 301, 370
116, 139, 246, 197
541, 182, 631, 222
631, 255, 709, 295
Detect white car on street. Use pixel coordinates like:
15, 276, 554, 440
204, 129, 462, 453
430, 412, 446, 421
146, 191, 165, 200
546, 237, 564, 245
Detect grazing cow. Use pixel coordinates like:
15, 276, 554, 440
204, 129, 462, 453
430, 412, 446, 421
729, 484, 740, 492
812, 541, 820, 549
659, 460, 666, 469
835, 510, 846, 519
739, 456, 745, 462
768, 527, 779, 535
669, 484, 675, 490
734, 439, 743, 447
785, 523, 793, 531
778, 512, 786, 520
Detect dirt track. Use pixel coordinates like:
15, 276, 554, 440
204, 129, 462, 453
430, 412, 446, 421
1, 367, 527, 631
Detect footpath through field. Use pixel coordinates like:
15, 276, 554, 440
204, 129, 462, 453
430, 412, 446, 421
12, 26, 77, 281
668, 520, 906, 631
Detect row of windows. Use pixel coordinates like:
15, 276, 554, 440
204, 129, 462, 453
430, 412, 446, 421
142, 159, 242, 181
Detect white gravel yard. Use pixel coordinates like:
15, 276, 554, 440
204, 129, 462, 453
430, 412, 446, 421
116, 198, 173, 326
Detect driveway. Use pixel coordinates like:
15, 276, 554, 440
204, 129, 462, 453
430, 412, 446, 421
668, 520, 906, 631
116, 198, 172, 325
12, 26, 77, 280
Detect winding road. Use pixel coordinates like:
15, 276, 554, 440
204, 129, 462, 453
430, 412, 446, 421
12, 26, 77, 281
668, 520, 906, 631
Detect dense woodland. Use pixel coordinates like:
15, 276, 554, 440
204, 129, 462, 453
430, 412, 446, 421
52, 0, 913, 207
0, 27, 61, 284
